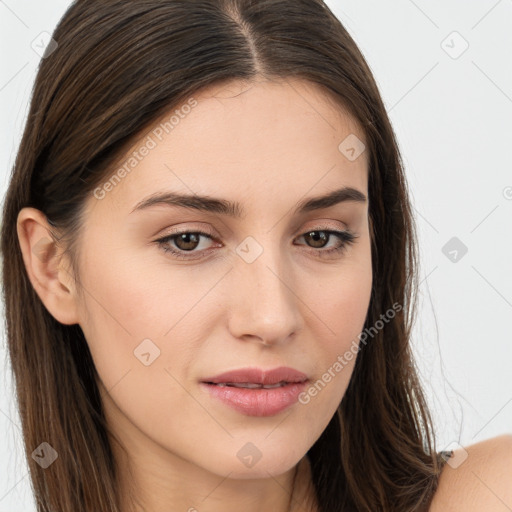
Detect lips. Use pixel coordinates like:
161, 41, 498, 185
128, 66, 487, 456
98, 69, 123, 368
200, 366, 309, 416
201, 366, 308, 386
213, 382, 288, 389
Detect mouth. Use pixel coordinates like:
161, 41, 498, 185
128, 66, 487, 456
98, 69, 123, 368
199, 367, 309, 417
200, 380, 308, 417
201, 366, 308, 386
204, 381, 295, 389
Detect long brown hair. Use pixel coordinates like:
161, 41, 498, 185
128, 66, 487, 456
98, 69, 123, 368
1, 0, 447, 510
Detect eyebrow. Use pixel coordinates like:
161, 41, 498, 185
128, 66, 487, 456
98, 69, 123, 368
129, 186, 367, 217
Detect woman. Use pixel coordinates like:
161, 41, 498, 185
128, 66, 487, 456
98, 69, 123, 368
1, 1, 510, 511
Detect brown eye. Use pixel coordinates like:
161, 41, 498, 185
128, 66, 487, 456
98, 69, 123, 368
173, 232, 202, 251
295, 228, 358, 259
303, 231, 329, 249
155, 230, 217, 260
155, 227, 358, 261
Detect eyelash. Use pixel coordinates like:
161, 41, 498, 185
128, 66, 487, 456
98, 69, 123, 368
155, 227, 358, 261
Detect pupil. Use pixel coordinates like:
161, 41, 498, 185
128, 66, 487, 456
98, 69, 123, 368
177, 233, 200, 250
307, 231, 327, 248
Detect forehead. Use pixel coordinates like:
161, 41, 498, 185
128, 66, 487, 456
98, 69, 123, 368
86, 78, 369, 219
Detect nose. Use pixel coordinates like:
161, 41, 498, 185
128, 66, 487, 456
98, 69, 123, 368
227, 244, 303, 347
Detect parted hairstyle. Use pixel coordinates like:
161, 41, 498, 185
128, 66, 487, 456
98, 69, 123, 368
1, 0, 448, 511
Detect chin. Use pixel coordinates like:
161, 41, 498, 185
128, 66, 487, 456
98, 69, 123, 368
202, 442, 305, 479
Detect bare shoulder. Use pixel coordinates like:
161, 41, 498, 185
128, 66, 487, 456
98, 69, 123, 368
429, 434, 512, 511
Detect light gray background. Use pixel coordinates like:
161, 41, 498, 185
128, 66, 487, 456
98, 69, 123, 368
1, 1, 511, 510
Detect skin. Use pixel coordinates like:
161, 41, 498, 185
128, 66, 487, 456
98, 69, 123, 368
17, 77, 372, 512
430, 435, 512, 511
15, 77, 512, 511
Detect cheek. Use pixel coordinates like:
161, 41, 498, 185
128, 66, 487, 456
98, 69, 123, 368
309, 256, 372, 346
77, 231, 215, 339
74, 241, 182, 388
76, 256, 210, 456
298, 257, 372, 403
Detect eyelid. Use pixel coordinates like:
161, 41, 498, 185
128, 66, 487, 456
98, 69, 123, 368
299, 220, 348, 233
157, 220, 348, 242
158, 223, 218, 238
154, 222, 358, 263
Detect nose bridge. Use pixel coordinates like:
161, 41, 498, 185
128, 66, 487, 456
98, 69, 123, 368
227, 233, 302, 344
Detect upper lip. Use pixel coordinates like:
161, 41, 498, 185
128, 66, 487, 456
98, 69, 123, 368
202, 366, 308, 385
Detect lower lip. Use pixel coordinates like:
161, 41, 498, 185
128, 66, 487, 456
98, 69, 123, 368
200, 381, 308, 417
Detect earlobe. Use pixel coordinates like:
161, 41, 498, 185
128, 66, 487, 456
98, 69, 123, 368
16, 207, 80, 325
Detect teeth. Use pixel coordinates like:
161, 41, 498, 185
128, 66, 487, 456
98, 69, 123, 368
261, 382, 287, 389
230, 382, 263, 389
214, 382, 288, 389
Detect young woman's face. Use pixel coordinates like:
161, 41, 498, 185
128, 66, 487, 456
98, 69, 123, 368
75, 78, 372, 480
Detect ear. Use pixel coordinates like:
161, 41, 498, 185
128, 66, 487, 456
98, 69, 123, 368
16, 207, 80, 325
